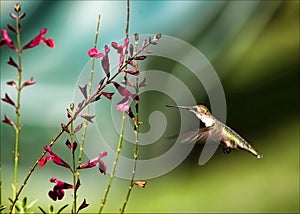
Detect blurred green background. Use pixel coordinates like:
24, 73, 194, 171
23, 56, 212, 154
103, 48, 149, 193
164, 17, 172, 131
1, 0, 299, 213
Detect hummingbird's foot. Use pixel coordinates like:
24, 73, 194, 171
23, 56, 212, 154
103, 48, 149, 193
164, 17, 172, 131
223, 147, 231, 155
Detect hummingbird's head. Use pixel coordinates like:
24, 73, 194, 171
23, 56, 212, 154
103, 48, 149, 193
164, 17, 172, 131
190, 105, 211, 116
166, 104, 214, 126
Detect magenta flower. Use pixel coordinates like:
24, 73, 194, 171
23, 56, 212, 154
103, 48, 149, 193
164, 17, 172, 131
0, 29, 17, 51
77, 151, 107, 175
48, 177, 73, 201
112, 81, 136, 113
22, 28, 54, 50
111, 37, 129, 68
39, 146, 70, 169
88, 45, 111, 78
116, 97, 130, 112
88, 47, 104, 58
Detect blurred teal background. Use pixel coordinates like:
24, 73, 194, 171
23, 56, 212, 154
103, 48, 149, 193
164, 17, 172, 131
1, 0, 299, 213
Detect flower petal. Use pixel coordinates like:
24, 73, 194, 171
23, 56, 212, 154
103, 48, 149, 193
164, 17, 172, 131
116, 97, 130, 112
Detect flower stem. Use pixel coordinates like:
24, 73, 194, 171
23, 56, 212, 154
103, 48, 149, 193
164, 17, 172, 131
11, 12, 23, 212
98, 112, 126, 213
120, 35, 140, 213
78, 14, 101, 167
9, 27, 155, 214
99, 1, 130, 212
69, 121, 78, 214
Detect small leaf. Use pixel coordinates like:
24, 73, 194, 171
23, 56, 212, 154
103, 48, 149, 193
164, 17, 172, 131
112, 81, 135, 98
139, 77, 147, 88
49, 205, 54, 213
81, 114, 95, 123
101, 57, 110, 78
77, 100, 85, 110
19, 12, 26, 19
127, 107, 135, 121
101, 92, 114, 100
7, 24, 16, 33
7, 57, 18, 69
142, 39, 147, 49
123, 69, 139, 75
0, 205, 6, 212
90, 94, 101, 103
65, 139, 71, 150
1, 93, 15, 107
10, 12, 17, 19
74, 123, 83, 133
98, 77, 106, 88
133, 56, 147, 60
79, 84, 88, 100
61, 123, 70, 133
22, 197, 27, 207
143, 48, 152, 54
75, 179, 81, 191
122, 76, 135, 87
78, 199, 89, 212
129, 44, 134, 57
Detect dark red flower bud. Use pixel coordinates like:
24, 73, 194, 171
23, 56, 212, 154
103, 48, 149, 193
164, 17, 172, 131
2, 115, 15, 127
133, 56, 146, 60
22, 77, 35, 88
6, 81, 17, 88
78, 199, 89, 212
1, 93, 15, 107
79, 84, 88, 100
81, 114, 95, 123
101, 92, 114, 100
7, 57, 18, 68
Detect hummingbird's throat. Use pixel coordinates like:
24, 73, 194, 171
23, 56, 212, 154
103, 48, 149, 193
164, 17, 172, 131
198, 115, 214, 127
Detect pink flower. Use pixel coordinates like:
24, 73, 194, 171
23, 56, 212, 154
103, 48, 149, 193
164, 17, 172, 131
112, 81, 137, 113
39, 146, 70, 169
48, 177, 73, 201
0, 29, 17, 51
22, 28, 55, 50
111, 37, 129, 68
116, 97, 130, 112
77, 151, 107, 175
88, 47, 104, 58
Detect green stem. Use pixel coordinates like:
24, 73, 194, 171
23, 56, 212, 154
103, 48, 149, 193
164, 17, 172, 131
9, 27, 154, 214
99, 1, 130, 212
12, 12, 23, 211
69, 121, 77, 214
120, 33, 140, 213
98, 112, 126, 213
78, 15, 101, 167
120, 104, 139, 213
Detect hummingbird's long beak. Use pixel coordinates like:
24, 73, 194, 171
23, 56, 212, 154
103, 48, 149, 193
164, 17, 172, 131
166, 104, 191, 110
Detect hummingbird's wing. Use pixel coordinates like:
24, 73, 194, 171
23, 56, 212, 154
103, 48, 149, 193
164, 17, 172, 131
179, 125, 222, 144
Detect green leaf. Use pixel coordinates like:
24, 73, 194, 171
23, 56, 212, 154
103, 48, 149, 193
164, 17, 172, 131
0, 205, 6, 212
57, 204, 68, 214
38, 206, 47, 214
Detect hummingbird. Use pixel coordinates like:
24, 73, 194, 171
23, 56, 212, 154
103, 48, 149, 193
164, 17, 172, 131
167, 104, 263, 159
